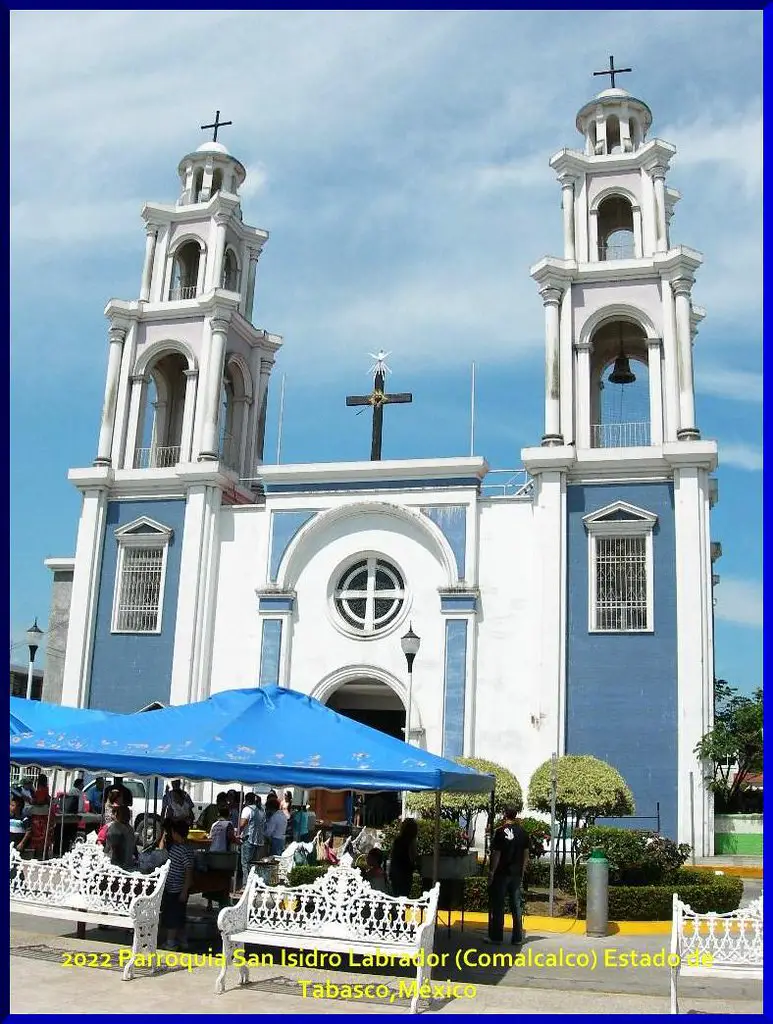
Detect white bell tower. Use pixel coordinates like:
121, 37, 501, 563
522, 62, 718, 855
530, 59, 705, 450
92, 111, 281, 478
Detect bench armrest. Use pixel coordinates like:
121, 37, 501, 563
128, 862, 170, 922
218, 884, 250, 937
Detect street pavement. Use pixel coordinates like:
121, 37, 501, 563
10, 891, 763, 1015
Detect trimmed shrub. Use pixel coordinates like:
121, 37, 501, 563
407, 758, 522, 841
528, 755, 635, 867
521, 817, 553, 860
576, 825, 691, 885
576, 869, 743, 921
381, 817, 467, 858
287, 864, 329, 887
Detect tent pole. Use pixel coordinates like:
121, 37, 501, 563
58, 769, 67, 858
43, 769, 57, 861
432, 791, 441, 885
488, 786, 495, 864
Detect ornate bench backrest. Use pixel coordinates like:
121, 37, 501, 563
10, 842, 170, 917
246, 866, 439, 946
673, 893, 763, 968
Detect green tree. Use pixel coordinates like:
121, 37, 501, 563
528, 755, 635, 868
406, 757, 521, 847
694, 680, 763, 812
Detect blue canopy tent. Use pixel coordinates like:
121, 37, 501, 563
10, 685, 492, 794
9, 696, 115, 740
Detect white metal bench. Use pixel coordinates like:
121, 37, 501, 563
670, 892, 763, 1013
10, 839, 170, 980
216, 865, 440, 1012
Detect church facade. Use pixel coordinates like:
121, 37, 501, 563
44, 81, 718, 852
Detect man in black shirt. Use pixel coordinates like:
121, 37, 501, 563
486, 805, 529, 945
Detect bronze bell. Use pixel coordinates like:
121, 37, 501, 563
608, 350, 636, 385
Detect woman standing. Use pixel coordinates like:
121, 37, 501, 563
388, 818, 418, 898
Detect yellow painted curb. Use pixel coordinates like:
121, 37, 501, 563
437, 910, 672, 936
690, 865, 762, 879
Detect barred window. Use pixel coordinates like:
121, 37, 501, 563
111, 517, 172, 634
594, 536, 648, 631
584, 501, 657, 634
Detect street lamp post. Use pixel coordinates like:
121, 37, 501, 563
25, 618, 44, 701
400, 623, 421, 818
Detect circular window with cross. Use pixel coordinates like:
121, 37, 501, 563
333, 557, 406, 636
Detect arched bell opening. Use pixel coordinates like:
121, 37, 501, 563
590, 320, 650, 448
134, 352, 188, 468
169, 241, 201, 301
597, 195, 635, 260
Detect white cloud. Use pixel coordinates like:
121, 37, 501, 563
719, 443, 763, 472
695, 366, 763, 403
714, 578, 763, 628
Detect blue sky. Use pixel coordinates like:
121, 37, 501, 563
10, 11, 762, 693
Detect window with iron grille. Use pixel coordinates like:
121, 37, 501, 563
583, 501, 657, 634
594, 536, 648, 631
111, 518, 172, 634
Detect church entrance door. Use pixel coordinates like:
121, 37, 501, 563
313, 679, 405, 827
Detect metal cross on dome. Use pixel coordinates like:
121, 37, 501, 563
200, 110, 233, 143
592, 55, 632, 89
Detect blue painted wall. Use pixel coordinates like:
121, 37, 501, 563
421, 505, 466, 579
269, 510, 318, 582
442, 619, 468, 758
566, 482, 678, 839
88, 499, 186, 713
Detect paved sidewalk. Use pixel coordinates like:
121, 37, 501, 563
10, 921, 763, 1015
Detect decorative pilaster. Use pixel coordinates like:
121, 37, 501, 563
647, 336, 664, 445
673, 278, 700, 440
195, 243, 207, 295
588, 208, 599, 262
540, 286, 563, 445
211, 213, 229, 290
560, 178, 576, 262
198, 315, 230, 460
244, 246, 262, 322
124, 374, 147, 468
652, 165, 668, 253
180, 368, 199, 462
632, 206, 643, 257
575, 338, 593, 449
139, 224, 159, 301
94, 324, 127, 466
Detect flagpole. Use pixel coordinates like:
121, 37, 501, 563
276, 374, 286, 465
469, 362, 476, 456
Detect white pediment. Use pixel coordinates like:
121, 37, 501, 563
115, 516, 173, 542
583, 500, 657, 535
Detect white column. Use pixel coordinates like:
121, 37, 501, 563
575, 340, 592, 449
94, 325, 127, 466
235, 396, 251, 476
195, 244, 207, 296
244, 246, 261, 321
278, 611, 294, 687
673, 278, 699, 439
210, 215, 229, 291
652, 167, 668, 253
462, 611, 477, 756
110, 321, 137, 468
180, 369, 199, 462
661, 282, 679, 443
646, 337, 664, 446
124, 375, 147, 468
139, 224, 158, 301
540, 286, 563, 445
632, 206, 643, 258
199, 316, 229, 459
169, 483, 222, 706
588, 209, 599, 262
249, 355, 273, 470
60, 481, 111, 707
561, 180, 576, 262
674, 466, 713, 853
182, 163, 194, 204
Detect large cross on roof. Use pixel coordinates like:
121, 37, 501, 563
345, 352, 413, 461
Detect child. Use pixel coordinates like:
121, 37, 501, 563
208, 804, 235, 853
364, 847, 387, 892
159, 821, 194, 950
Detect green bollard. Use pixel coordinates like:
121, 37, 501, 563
586, 846, 609, 937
